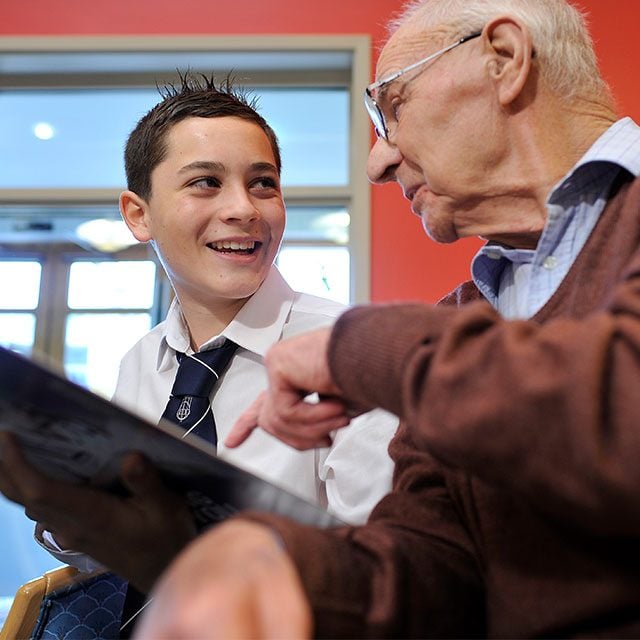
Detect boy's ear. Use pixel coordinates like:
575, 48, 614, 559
119, 190, 153, 242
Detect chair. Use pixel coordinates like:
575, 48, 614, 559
0, 567, 127, 640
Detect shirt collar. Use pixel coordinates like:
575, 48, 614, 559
548, 117, 640, 204
569, 117, 640, 176
223, 266, 295, 357
156, 266, 294, 371
472, 117, 640, 302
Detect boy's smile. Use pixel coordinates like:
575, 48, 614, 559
122, 116, 286, 326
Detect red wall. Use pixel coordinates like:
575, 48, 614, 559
4, 0, 639, 303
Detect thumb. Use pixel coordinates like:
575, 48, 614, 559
120, 452, 165, 497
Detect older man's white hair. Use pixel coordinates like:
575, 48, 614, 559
389, 0, 611, 102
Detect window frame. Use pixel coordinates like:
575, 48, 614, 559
0, 34, 372, 303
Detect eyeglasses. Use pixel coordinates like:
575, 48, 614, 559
364, 31, 482, 140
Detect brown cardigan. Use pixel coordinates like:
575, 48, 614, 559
245, 173, 640, 638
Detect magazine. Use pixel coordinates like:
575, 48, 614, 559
0, 345, 344, 529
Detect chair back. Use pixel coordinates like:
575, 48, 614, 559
0, 567, 126, 640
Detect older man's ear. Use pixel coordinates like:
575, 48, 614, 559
483, 17, 534, 106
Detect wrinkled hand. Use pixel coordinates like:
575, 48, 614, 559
0, 432, 197, 593
226, 327, 351, 450
134, 519, 312, 640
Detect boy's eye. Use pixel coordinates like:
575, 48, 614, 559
190, 177, 220, 189
251, 176, 279, 190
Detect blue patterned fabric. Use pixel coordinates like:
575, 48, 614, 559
30, 572, 126, 640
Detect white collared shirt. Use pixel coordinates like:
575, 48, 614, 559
114, 266, 398, 525
39, 267, 397, 570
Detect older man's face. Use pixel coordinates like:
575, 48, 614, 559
367, 23, 513, 244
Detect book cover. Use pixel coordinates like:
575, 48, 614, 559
0, 346, 344, 530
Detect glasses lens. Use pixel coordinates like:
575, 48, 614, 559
364, 89, 387, 139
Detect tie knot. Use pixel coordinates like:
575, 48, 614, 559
170, 340, 239, 398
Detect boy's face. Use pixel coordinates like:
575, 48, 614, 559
134, 116, 285, 312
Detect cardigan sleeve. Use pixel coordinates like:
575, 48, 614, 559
241, 419, 486, 638
326, 249, 640, 536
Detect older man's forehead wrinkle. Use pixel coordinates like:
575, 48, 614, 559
375, 24, 453, 81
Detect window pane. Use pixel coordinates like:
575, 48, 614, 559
64, 313, 152, 398
0, 87, 348, 188
0, 261, 41, 309
285, 207, 349, 243
0, 89, 160, 189
0, 313, 36, 356
68, 261, 156, 309
0, 496, 62, 602
259, 88, 349, 186
277, 246, 350, 304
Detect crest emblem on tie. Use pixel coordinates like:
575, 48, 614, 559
176, 395, 193, 422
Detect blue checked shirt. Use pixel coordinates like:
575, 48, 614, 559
471, 117, 640, 319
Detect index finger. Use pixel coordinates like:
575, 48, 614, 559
225, 392, 265, 448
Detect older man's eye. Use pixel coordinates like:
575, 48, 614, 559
390, 99, 403, 122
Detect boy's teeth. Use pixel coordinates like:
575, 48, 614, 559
212, 240, 255, 250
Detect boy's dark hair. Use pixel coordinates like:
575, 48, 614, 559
124, 71, 282, 199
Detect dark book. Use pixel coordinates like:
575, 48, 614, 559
0, 345, 344, 529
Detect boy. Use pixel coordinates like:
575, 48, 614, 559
115, 73, 396, 523
35, 73, 396, 577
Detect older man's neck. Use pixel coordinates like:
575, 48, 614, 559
483, 97, 617, 249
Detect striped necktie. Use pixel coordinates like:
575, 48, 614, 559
120, 341, 240, 638
160, 339, 238, 445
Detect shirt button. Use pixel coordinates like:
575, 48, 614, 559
543, 256, 558, 270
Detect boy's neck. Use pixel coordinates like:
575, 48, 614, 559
179, 296, 249, 350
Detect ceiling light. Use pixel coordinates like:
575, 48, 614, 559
33, 122, 55, 140
76, 219, 139, 253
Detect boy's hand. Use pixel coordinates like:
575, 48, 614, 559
0, 432, 197, 593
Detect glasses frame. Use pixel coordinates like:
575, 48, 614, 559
364, 31, 482, 140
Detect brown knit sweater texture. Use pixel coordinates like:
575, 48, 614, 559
244, 173, 640, 638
